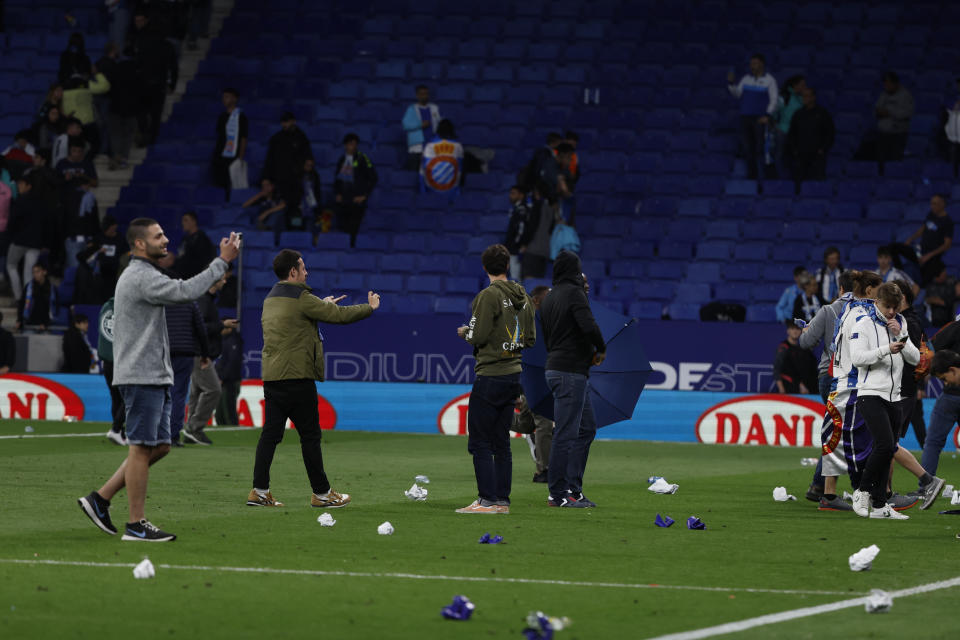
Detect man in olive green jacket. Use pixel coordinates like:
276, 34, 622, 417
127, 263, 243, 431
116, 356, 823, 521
455, 244, 536, 514
247, 249, 380, 508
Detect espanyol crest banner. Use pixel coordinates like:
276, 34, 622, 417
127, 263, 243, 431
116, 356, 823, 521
420, 138, 463, 193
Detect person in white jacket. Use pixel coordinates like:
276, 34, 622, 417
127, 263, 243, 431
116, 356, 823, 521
849, 283, 943, 519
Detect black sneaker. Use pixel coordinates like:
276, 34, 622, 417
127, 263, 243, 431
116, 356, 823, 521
805, 484, 824, 502
122, 519, 176, 542
183, 429, 212, 446
77, 491, 117, 535
573, 492, 597, 508
920, 476, 946, 510
170, 435, 184, 448
547, 495, 590, 508
532, 471, 548, 483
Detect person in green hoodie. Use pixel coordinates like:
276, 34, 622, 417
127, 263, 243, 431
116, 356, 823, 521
246, 249, 380, 509
455, 244, 536, 514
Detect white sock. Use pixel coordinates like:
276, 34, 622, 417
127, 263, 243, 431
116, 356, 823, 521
254, 488, 269, 498
314, 491, 331, 500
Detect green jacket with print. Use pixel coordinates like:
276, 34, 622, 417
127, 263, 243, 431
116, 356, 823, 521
463, 279, 536, 376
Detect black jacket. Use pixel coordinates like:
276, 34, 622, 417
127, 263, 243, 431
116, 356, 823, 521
504, 200, 533, 253
540, 251, 606, 375
175, 230, 216, 279
788, 105, 836, 156
0, 327, 17, 369
197, 291, 224, 359
216, 330, 244, 382
62, 326, 92, 373
8, 191, 48, 249
334, 152, 378, 197
165, 302, 209, 358
263, 126, 312, 185
900, 306, 923, 398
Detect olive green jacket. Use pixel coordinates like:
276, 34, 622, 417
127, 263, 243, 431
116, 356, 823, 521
261, 281, 372, 382
463, 279, 536, 376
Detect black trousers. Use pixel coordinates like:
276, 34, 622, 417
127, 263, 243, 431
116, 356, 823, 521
334, 201, 367, 247
102, 360, 125, 432
466, 373, 521, 503
253, 379, 330, 494
215, 379, 240, 426
910, 397, 927, 448
857, 395, 901, 507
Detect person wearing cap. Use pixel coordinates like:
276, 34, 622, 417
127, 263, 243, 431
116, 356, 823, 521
263, 111, 313, 205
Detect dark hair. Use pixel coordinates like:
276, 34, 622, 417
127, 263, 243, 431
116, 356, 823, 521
104, 42, 118, 57
481, 244, 510, 276
73, 313, 89, 325
932, 193, 948, 203
792, 265, 807, 277
273, 249, 302, 280
848, 270, 882, 297
222, 87, 239, 98
877, 245, 892, 258
875, 282, 903, 308
805, 86, 817, 97
101, 215, 118, 231
342, 133, 359, 144
68, 136, 85, 150
555, 143, 575, 155
530, 285, 550, 306
882, 71, 899, 84
564, 131, 579, 142
415, 84, 428, 92
750, 53, 766, 65
893, 279, 915, 307
65, 117, 83, 129
182, 210, 198, 223
15, 129, 33, 142
280, 111, 295, 122
68, 32, 85, 51
436, 119, 456, 139
931, 349, 960, 377
838, 270, 857, 293
782, 74, 805, 98
823, 246, 841, 260
126, 217, 158, 246
509, 184, 525, 193
546, 132, 564, 146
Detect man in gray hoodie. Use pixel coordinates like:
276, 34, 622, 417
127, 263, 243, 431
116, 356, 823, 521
78, 217, 239, 542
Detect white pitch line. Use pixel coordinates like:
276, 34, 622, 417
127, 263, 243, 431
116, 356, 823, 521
648, 575, 960, 640
0, 558, 854, 596
0, 427, 251, 440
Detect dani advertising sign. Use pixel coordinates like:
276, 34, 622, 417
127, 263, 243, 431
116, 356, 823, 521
695, 394, 825, 446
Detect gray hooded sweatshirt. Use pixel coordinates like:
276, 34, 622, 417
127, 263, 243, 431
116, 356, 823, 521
798, 293, 854, 378
113, 255, 228, 386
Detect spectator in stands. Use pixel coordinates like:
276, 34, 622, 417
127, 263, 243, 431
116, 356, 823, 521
0, 175, 10, 295
58, 137, 98, 188
75, 216, 127, 302
904, 194, 953, 286
774, 322, 818, 394
815, 246, 844, 303
773, 74, 806, 177
61, 70, 111, 156
175, 211, 216, 278
854, 71, 914, 171
185, 273, 235, 445
402, 84, 441, 170
5, 175, 49, 302
727, 54, 778, 180
211, 87, 247, 195
32, 107, 65, 156
38, 84, 64, 122
105, 0, 131, 58
792, 273, 823, 323
504, 185, 532, 281
518, 132, 563, 195
93, 43, 121, 158
243, 178, 287, 246
788, 87, 835, 187
923, 265, 959, 327
52, 118, 86, 168
186, 0, 213, 50
300, 157, 322, 243
334, 133, 378, 248
130, 8, 178, 146
420, 119, 464, 193
215, 320, 243, 426
539, 143, 574, 206
522, 197, 561, 280
104, 46, 139, 170
563, 131, 581, 187
0, 311, 15, 374
3, 130, 37, 167
16, 263, 56, 331
876, 245, 919, 297
775, 266, 808, 323
57, 140, 100, 266
62, 313, 95, 373
263, 111, 313, 204
58, 32, 92, 84
946, 76, 960, 178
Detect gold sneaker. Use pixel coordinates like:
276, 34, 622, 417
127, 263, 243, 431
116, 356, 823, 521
455, 500, 499, 514
311, 489, 351, 508
246, 489, 284, 507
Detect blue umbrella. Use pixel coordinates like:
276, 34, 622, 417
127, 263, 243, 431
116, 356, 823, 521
521, 303, 652, 427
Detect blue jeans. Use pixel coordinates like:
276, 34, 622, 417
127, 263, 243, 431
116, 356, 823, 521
170, 356, 194, 440
119, 384, 171, 446
466, 373, 521, 503
921, 392, 960, 478
545, 370, 597, 499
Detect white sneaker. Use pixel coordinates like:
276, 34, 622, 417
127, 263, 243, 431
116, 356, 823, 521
869, 504, 909, 520
852, 489, 870, 517
525, 434, 536, 462
106, 430, 127, 446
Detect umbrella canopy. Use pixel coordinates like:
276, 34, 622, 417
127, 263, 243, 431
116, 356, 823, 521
521, 303, 652, 427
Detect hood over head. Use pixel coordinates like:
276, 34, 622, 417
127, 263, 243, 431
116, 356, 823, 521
552, 250, 584, 287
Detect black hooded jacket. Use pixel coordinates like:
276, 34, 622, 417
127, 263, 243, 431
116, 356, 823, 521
539, 251, 606, 375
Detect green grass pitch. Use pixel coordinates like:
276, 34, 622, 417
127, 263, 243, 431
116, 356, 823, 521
1, 418, 958, 639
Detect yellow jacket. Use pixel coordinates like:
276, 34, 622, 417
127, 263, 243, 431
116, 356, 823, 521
61, 73, 111, 125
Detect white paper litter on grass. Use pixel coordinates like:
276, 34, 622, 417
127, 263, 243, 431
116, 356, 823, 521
848, 544, 880, 572
317, 513, 336, 526
377, 521, 394, 535
942, 484, 954, 497
647, 478, 679, 494
404, 483, 428, 501
772, 486, 797, 502
132, 558, 155, 579
414, 475, 430, 484
951, 490, 960, 506
864, 589, 893, 613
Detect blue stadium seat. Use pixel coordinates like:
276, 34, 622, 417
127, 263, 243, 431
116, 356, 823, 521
407, 275, 444, 292
724, 179, 758, 196
675, 284, 711, 304
734, 242, 771, 262
636, 281, 677, 302
697, 241, 733, 261
723, 263, 761, 282
648, 261, 686, 280
750, 284, 784, 303
393, 234, 429, 252
848, 246, 879, 266
629, 300, 663, 320
677, 198, 713, 217
380, 254, 417, 272
434, 297, 473, 314
668, 303, 702, 321
419, 255, 457, 273
686, 262, 722, 283
704, 221, 740, 239
659, 242, 692, 260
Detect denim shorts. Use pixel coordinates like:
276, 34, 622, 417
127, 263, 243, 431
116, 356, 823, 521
118, 384, 172, 446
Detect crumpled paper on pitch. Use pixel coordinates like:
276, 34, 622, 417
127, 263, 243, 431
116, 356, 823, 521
317, 512, 336, 526
864, 589, 893, 613
772, 486, 797, 502
951, 490, 960, 506
377, 521, 394, 535
648, 478, 679, 494
132, 558, 155, 579
848, 544, 880, 572
405, 483, 428, 501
